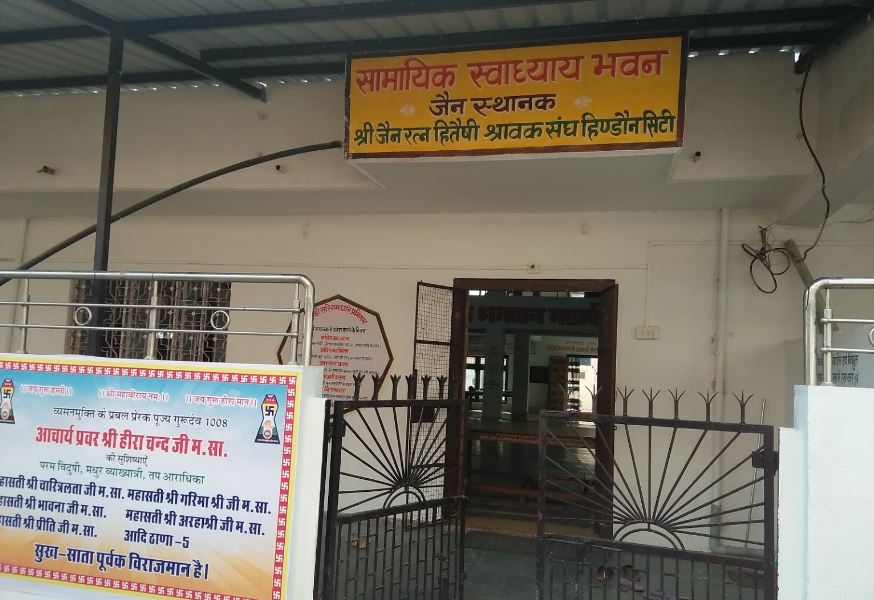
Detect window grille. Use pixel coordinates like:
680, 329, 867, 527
65, 279, 231, 362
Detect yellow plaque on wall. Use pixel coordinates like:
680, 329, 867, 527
345, 36, 687, 158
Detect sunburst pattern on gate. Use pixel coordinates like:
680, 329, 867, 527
334, 373, 459, 513
539, 387, 774, 551
537, 388, 777, 599
319, 377, 465, 600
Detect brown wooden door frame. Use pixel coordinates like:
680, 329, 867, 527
451, 278, 618, 413
452, 278, 618, 536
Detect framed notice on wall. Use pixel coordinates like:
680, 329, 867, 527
279, 295, 393, 401
0, 354, 316, 600
346, 35, 687, 158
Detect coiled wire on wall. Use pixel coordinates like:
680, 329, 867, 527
742, 226, 792, 294
745, 56, 832, 294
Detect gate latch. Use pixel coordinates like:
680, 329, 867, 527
752, 448, 778, 470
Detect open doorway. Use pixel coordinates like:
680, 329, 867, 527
451, 279, 618, 537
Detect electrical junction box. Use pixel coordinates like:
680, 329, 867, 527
634, 325, 660, 340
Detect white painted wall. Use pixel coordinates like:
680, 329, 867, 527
0, 52, 820, 218
0, 49, 867, 427
0, 82, 363, 195
812, 22, 874, 183
0, 40, 873, 585
0, 208, 856, 558
781, 22, 874, 224
779, 385, 874, 600
0, 211, 869, 426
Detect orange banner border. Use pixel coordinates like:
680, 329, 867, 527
0, 355, 301, 600
344, 34, 688, 159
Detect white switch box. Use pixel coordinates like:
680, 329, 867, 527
634, 325, 660, 340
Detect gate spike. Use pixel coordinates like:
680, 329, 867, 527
643, 388, 661, 418
437, 376, 448, 400
698, 391, 717, 422
618, 387, 634, 416
668, 389, 686, 420
587, 385, 602, 415
352, 373, 365, 401
390, 375, 401, 401
732, 391, 754, 424
371, 374, 380, 400
405, 374, 416, 400
421, 375, 432, 400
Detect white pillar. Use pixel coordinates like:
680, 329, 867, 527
779, 385, 874, 599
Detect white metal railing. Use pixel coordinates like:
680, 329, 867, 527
0, 271, 314, 365
804, 277, 874, 385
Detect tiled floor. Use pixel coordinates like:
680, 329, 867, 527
463, 537, 767, 600
464, 530, 538, 599
465, 547, 537, 600
327, 521, 765, 600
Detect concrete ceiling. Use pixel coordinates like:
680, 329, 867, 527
0, 151, 807, 217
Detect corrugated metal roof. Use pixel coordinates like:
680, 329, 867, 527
0, 1, 81, 29
0, 0, 851, 97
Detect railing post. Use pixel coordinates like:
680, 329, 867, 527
301, 277, 315, 366
145, 280, 160, 360
804, 281, 821, 385
290, 283, 300, 365
16, 278, 29, 354
822, 289, 833, 385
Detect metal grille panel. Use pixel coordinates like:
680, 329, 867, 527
537, 390, 777, 600
412, 283, 462, 504
415, 283, 453, 344
66, 279, 231, 361
0, 270, 314, 365
320, 391, 466, 600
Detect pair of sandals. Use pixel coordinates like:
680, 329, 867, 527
593, 565, 677, 600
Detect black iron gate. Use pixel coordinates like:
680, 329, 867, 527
318, 377, 466, 600
537, 389, 776, 600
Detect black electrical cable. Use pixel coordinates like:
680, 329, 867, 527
742, 227, 792, 294
0, 140, 342, 287
745, 56, 831, 294
798, 59, 831, 261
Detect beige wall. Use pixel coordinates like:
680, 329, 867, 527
0, 209, 871, 428
781, 22, 874, 223
1, 207, 870, 564
0, 38, 873, 590
0, 52, 815, 212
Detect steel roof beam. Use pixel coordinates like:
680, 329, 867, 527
202, 24, 830, 63
0, 0, 589, 45
0, 3, 853, 46
0, 63, 346, 93
794, 0, 873, 72
125, 0, 592, 34
692, 30, 828, 51
0, 25, 100, 45
34, 0, 265, 101
0, 26, 826, 94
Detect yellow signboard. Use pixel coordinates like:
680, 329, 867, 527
345, 36, 686, 158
